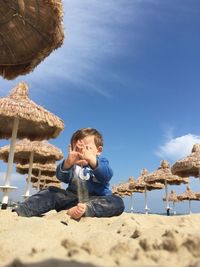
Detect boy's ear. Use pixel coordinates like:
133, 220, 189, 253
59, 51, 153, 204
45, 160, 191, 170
97, 146, 103, 155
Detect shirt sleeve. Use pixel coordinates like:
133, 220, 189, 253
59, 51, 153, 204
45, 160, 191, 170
92, 157, 113, 185
56, 160, 73, 184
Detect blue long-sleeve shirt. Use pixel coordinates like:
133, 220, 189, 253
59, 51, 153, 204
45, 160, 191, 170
56, 157, 113, 196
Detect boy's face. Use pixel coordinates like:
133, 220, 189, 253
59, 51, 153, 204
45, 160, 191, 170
73, 135, 102, 156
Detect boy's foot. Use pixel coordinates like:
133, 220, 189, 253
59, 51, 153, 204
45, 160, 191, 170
67, 203, 86, 220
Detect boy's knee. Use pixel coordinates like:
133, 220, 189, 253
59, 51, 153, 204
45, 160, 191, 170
112, 195, 125, 215
118, 197, 125, 214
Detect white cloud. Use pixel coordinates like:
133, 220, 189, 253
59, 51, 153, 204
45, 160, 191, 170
155, 134, 200, 161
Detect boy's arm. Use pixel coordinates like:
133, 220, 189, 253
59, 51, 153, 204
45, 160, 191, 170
56, 160, 73, 183
92, 157, 113, 184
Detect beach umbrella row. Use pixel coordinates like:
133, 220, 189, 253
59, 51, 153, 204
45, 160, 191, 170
29, 174, 61, 192
16, 161, 58, 195
0, 139, 63, 199
0, 82, 64, 208
133, 168, 164, 214
145, 160, 189, 214
112, 177, 145, 212
112, 144, 200, 215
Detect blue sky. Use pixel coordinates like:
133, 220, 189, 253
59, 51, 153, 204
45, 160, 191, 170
1, 0, 200, 214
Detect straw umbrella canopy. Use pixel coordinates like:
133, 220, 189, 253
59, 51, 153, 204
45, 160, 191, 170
133, 168, 164, 214
177, 186, 200, 214
116, 176, 144, 213
145, 160, 189, 214
0, 0, 64, 80
0, 82, 64, 208
16, 162, 56, 191
112, 185, 125, 198
32, 181, 61, 190
16, 162, 56, 176
0, 139, 63, 198
163, 190, 179, 214
171, 144, 200, 179
29, 174, 60, 184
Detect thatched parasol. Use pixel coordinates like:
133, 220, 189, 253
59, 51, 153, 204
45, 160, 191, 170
16, 161, 56, 192
171, 144, 200, 178
16, 162, 56, 176
0, 139, 63, 199
145, 160, 189, 214
133, 168, 164, 214
0, 0, 64, 80
29, 174, 60, 184
32, 181, 61, 190
112, 185, 124, 198
177, 186, 200, 214
31, 174, 61, 190
163, 190, 179, 215
0, 82, 64, 208
116, 176, 144, 213
0, 139, 63, 164
24, 174, 61, 197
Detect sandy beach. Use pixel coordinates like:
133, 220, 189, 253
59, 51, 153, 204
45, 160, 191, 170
0, 210, 200, 267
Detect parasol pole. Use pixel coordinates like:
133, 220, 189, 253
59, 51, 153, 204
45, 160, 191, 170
165, 180, 171, 215
130, 192, 134, 213
37, 169, 42, 191
23, 151, 34, 199
1, 117, 19, 209
199, 168, 200, 182
189, 199, 192, 214
144, 185, 149, 214
173, 201, 176, 215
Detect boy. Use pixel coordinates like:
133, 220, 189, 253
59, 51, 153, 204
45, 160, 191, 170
13, 128, 124, 219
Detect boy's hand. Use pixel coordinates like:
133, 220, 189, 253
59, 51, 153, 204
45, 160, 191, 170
63, 144, 83, 169
63, 140, 97, 169
78, 140, 97, 169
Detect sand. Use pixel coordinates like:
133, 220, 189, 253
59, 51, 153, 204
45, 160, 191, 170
1, 210, 200, 267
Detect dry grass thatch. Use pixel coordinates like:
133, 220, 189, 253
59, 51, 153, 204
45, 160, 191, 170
0, 82, 64, 140
163, 190, 179, 202
145, 160, 189, 185
133, 169, 164, 191
0, 139, 63, 164
171, 144, 200, 178
29, 174, 60, 183
32, 181, 61, 190
177, 186, 200, 201
114, 177, 144, 196
16, 162, 56, 176
0, 0, 64, 80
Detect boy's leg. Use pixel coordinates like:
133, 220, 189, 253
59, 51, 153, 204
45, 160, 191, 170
85, 195, 125, 218
13, 187, 78, 217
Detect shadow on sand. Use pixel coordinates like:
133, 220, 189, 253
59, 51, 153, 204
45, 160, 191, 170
6, 259, 98, 267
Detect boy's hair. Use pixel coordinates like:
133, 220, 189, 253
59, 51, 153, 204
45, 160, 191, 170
71, 128, 103, 148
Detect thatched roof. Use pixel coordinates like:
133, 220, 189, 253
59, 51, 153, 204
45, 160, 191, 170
117, 177, 135, 193
177, 186, 199, 201
145, 160, 189, 185
115, 176, 144, 195
32, 181, 61, 190
28, 174, 60, 183
16, 162, 56, 176
0, 82, 64, 140
171, 144, 200, 178
112, 185, 125, 197
163, 190, 179, 202
133, 169, 164, 191
0, 139, 63, 164
0, 0, 64, 80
